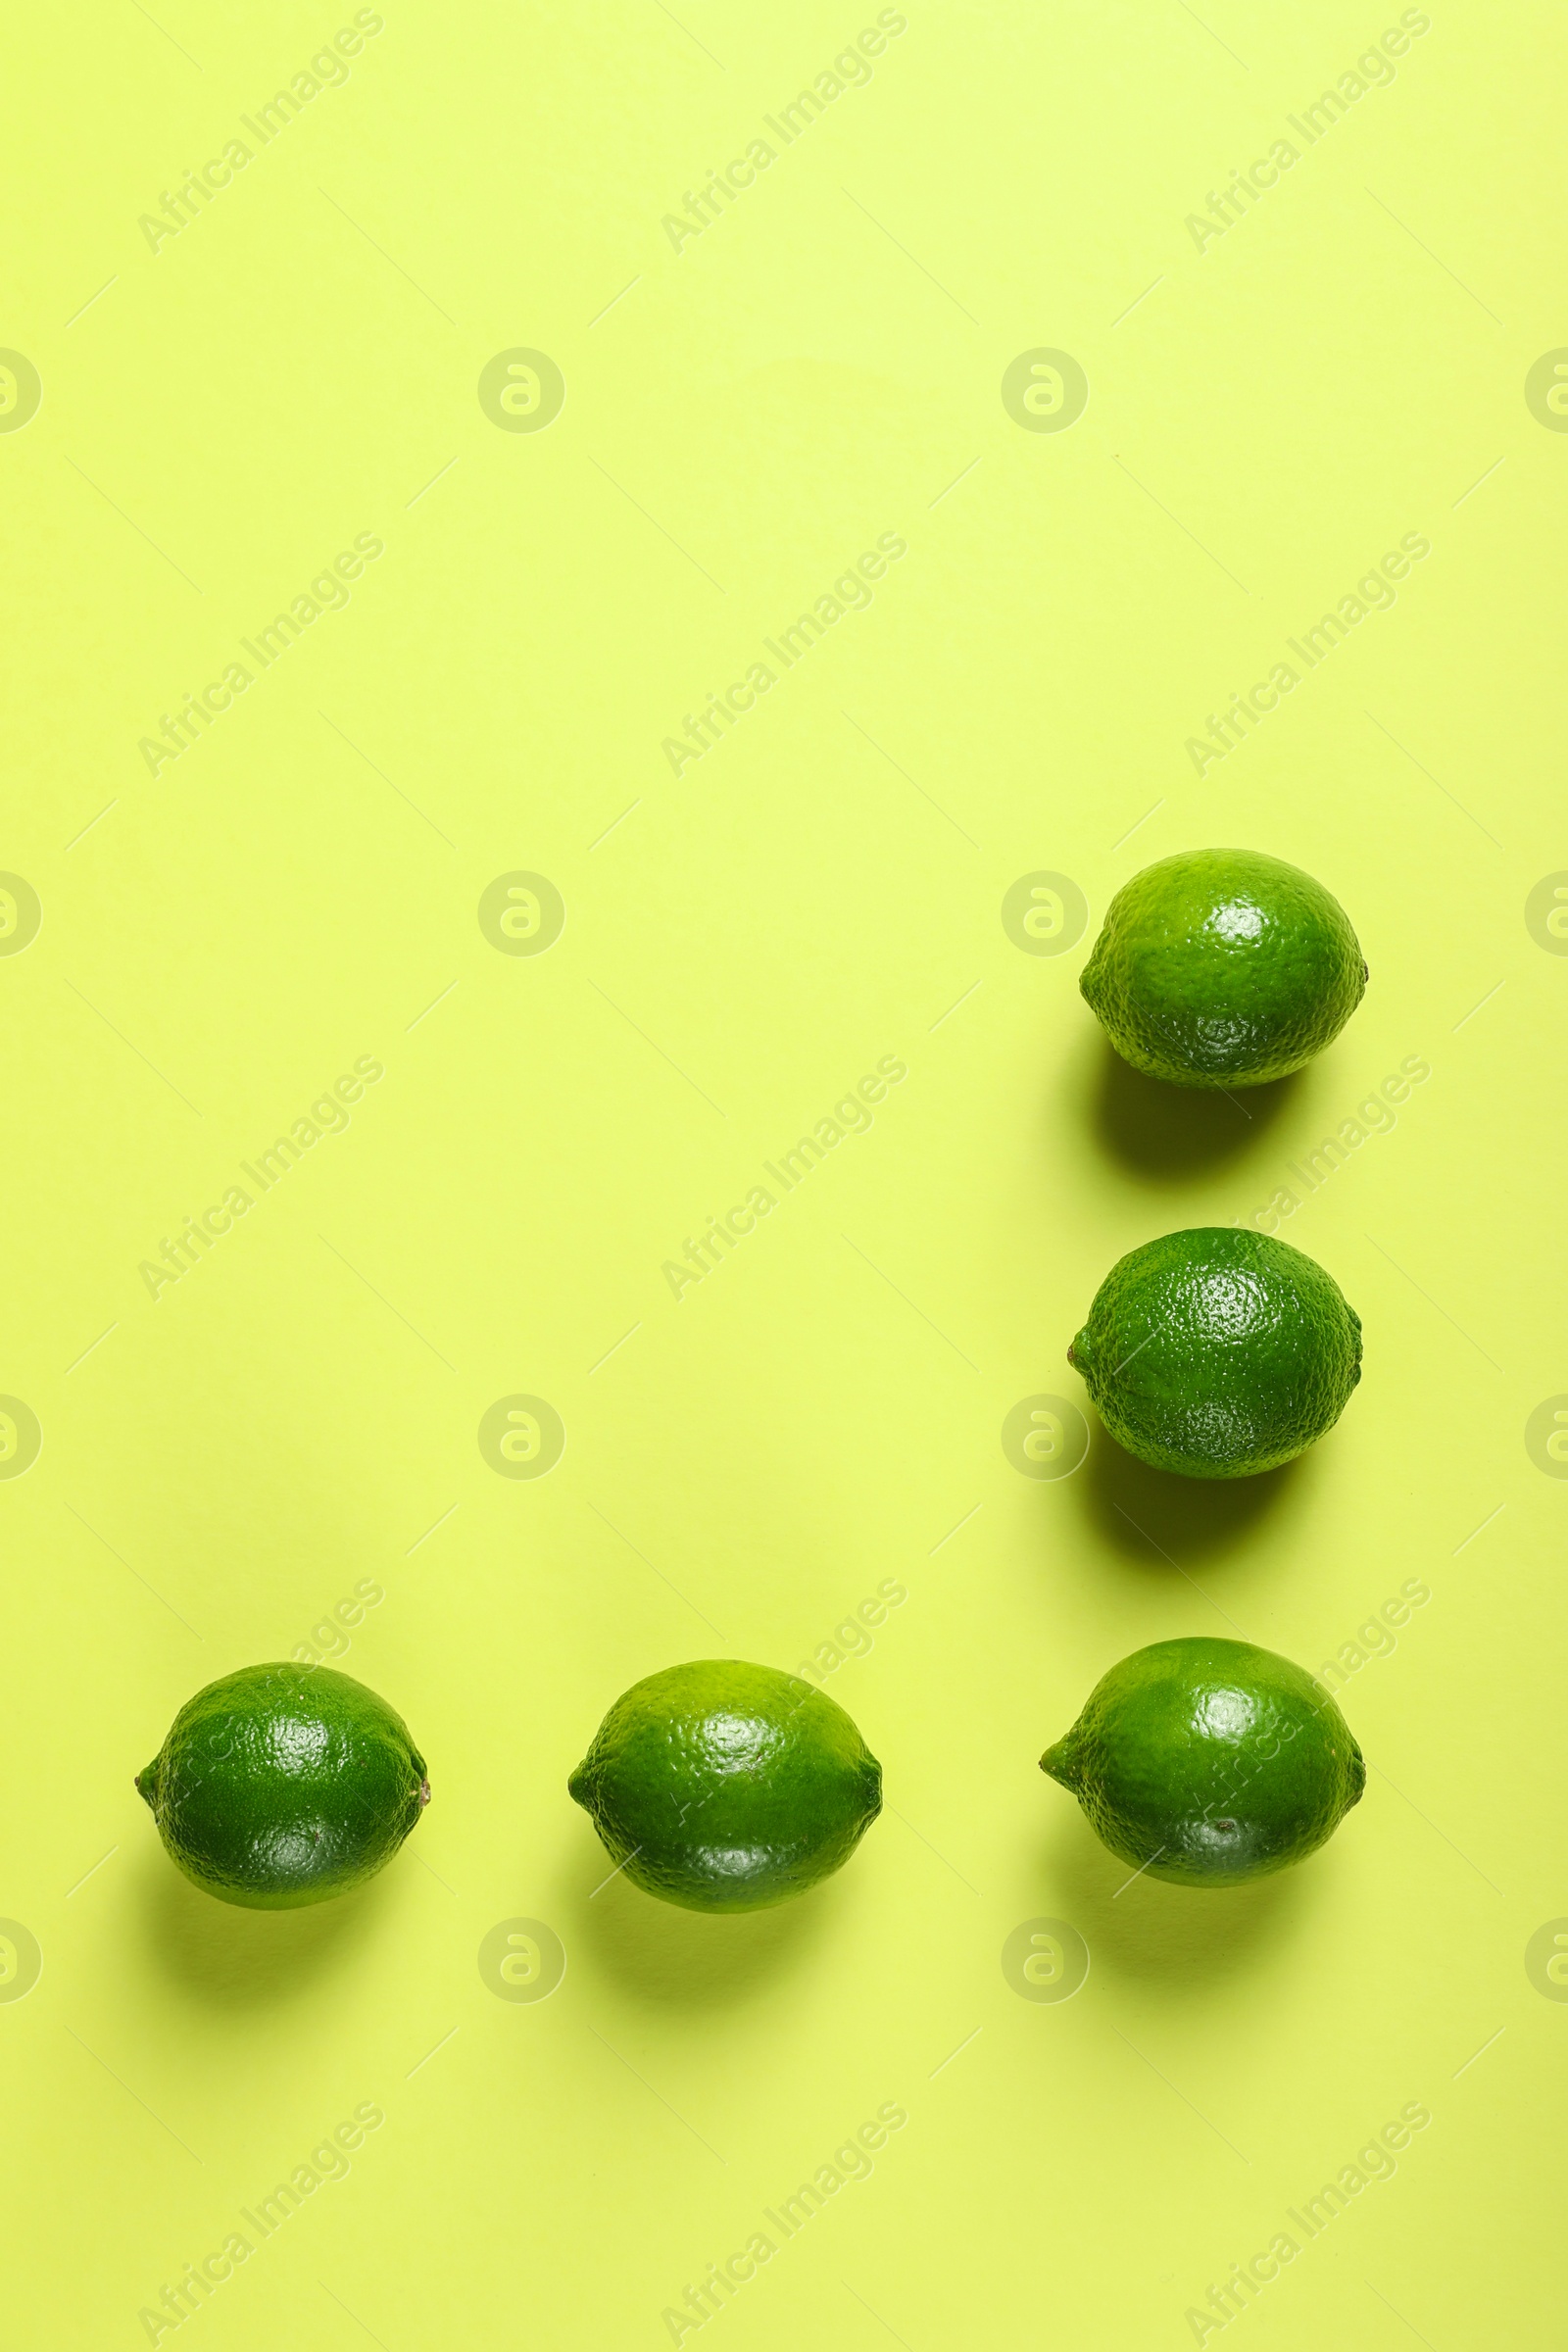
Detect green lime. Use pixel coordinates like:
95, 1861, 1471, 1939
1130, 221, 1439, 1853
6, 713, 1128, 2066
1080, 848, 1365, 1086
569, 1660, 882, 1913
1042, 1637, 1364, 1886
1070, 1225, 1360, 1478
137, 1664, 428, 1909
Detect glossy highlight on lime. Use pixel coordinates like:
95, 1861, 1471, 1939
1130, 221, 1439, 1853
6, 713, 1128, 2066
1070, 1225, 1361, 1479
569, 1659, 883, 1913
1042, 1638, 1365, 1886
137, 1663, 428, 1909
1080, 848, 1365, 1087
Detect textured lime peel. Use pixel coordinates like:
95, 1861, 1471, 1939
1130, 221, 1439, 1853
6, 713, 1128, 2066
1080, 848, 1365, 1087
570, 1660, 882, 1913
1070, 1226, 1361, 1479
1043, 1639, 1365, 1886
138, 1663, 428, 1909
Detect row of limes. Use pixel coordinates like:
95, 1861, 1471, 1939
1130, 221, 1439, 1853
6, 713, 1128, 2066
140, 851, 1368, 1913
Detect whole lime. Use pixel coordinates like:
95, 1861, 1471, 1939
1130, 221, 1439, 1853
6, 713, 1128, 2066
1080, 848, 1365, 1086
1042, 1637, 1365, 1886
1069, 1226, 1360, 1478
137, 1663, 428, 1909
569, 1660, 882, 1913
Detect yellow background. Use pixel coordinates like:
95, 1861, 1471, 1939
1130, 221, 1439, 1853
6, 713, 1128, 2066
4, 1, 1564, 2342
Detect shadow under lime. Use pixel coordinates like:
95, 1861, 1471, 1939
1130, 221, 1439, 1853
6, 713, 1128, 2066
1073, 1033, 1305, 1183
135, 1841, 399, 2009
562, 1843, 847, 2011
